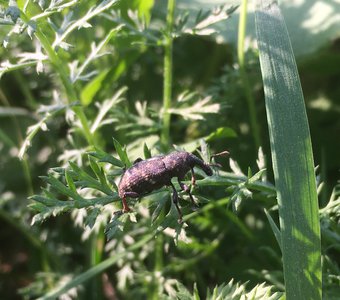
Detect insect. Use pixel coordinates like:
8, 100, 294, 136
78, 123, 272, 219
118, 151, 214, 222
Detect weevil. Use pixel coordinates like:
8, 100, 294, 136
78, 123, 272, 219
118, 151, 214, 222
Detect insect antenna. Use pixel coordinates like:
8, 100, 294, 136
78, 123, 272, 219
209, 150, 229, 172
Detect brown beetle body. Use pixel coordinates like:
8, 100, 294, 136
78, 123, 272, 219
118, 151, 213, 221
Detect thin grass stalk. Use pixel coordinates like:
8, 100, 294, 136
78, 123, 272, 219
0, 209, 52, 277
0, 90, 34, 195
89, 230, 105, 299
161, 0, 175, 149
237, 0, 261, 149
151, 212, 165, 300
18, 8, 101, 295
37, 233, 156, 300
255, 1, 322, 299
19, 10, 94, 147
14, 71, 37, 109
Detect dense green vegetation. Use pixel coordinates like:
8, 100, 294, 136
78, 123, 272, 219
0, 1, 339, 299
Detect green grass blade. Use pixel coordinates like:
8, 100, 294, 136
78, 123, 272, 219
255, 1, 322, 299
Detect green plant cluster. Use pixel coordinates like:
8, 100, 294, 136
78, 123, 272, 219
0, 1, 339, 300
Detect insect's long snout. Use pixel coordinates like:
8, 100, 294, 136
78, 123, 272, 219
191, 155, 213, 176
201, 163, 213, 176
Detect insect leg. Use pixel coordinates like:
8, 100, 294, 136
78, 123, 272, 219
169, 182, 182, 223
190, 168, 196, 186
121, 192, 139, 212
178, 178, 197, 208
122, 197, 131, 212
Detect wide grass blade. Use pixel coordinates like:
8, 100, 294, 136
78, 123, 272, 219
255, 1, 322, 299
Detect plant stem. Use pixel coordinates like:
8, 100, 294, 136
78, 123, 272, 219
0, 209, 52, 274
89, 230, 104, 299
19, 12, 99, 292
237, 0, 261, 149
152, 214, 164, 300
19, 11, 94, 147
14, 71, 37, 109
0, 90, 34, 195
158, 2, 175, 297
161, 0, 175, 149
39, 233, 156, 300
